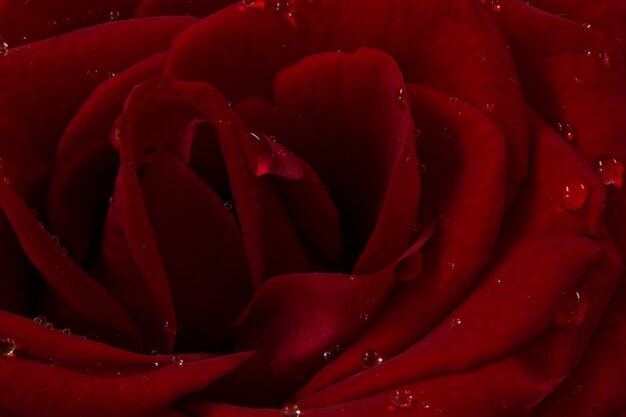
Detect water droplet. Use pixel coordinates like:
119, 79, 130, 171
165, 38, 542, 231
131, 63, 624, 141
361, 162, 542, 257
560, 180, 589, 211
223, 200, 234, 210
556, 121, 575, 143
62, 328, 72, 335
446, 261, 456, 270
359, 312, 370, 321
418, 163, 427, 174
599, 52, 611, 67
281, 403, 301, 417
390, 389, 415, 409
582, 22, 592, 29
0, 338, 15, 357
33, 315, 47, 325
412, 223, 421, 233
360, 349, 383, 368
323, 345, 341, 362
404, 153, 413, 163
241, 0, 258, 6
554, 290, 589, 327
448, 96, 459, 103
450, 317, 462, 328
172, 355, 184, 366
86, 69, 101, 82
163, 321, 176, 335
109, 8, 120, 21
44, 322, 54, 330
485, 102, 495, 113
271, 0, 297, 26
396, 87, 408, 110
595, 156, 624, 188
490, 0, 502, 12
0, 40, 9, 57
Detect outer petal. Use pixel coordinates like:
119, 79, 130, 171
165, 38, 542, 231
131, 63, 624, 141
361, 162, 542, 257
0, 17, 196, 213
0, 312, 255, 417
135, 0, 237, 18
0, 180, 141, 348
0, 0, 143, 47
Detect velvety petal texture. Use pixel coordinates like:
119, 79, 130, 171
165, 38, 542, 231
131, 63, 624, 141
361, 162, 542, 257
1, 0, 625, 416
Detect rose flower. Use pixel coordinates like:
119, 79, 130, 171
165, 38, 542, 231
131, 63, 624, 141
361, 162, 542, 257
0, 0, 625, 416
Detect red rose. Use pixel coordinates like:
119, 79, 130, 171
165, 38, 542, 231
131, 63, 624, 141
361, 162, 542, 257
1, 0, 626, 416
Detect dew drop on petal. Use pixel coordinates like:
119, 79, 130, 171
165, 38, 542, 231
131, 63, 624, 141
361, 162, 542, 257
172, 355, 184, 366
450, 317, 462, 328
485, 102, 495, 113
281, 403, 301, 417
418, 164, 427, 174
323, 345, 341, 362
0, 338, 15, 357
490, 0, 502, 13
33, 315, 47, 325
396, 87, 408, 110
560, 180, 589, 211
554, 290, 589, 327
361, 349, 383, 368
62, 328, 72, 335
582, 22, 592, 29
595, 156, 624, 188
0, 40, 9, 57
359, 312, 370, 321
390, 389, 415, 409
599, 52, 611, 67
556, 121, 576, 143
223, 200, 234, 210
108, 8, 120, 21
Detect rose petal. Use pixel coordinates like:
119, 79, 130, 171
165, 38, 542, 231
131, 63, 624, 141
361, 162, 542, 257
0, 0, 144, 47
135, 0, 238, 18
139, 148, 253, 352
526, 0, 626, 55
165, 0, 528, 201
534, 277, 626, 417
0, 17, 196, 213
0, 181, 141, 348
235, 228, 431, 382
48, 52, 167, 264
298, 85, 508, 396
0, 334, 255, 417
115, 77, 339, 284
299, 235, 603, 406
0, 214, 35, 315
235, 48, 419, 273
